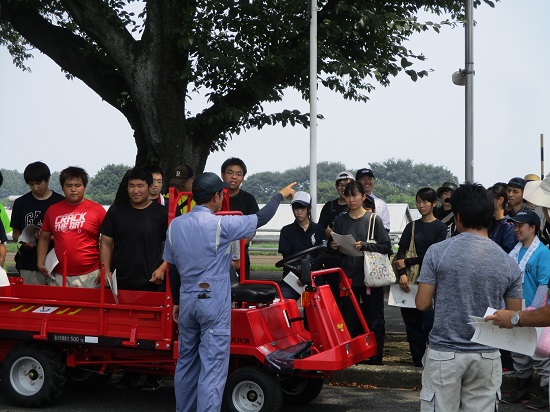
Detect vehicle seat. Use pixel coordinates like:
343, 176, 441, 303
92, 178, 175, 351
230, 267, 277, 304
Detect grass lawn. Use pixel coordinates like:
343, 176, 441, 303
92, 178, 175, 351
249, 242, 279, 255
250, 264, 281, 272
6, 242, 18, 253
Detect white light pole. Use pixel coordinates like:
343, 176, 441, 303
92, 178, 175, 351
309, 0, 318, 217
452, 0, 475, 183
465, 0, 474, 183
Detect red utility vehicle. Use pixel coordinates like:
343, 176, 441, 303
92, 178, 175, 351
0, 190, 377, 411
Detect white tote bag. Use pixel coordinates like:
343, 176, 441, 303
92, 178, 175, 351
363, 213, 395, 287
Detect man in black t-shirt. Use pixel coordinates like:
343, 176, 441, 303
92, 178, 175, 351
435, 181, 458, 237
318, 171, 353, 239
10, 161, 65, 285
221, 157, 259, 276
100, 168, 168, 292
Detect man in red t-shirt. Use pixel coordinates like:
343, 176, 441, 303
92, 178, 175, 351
37, 166, 106, 287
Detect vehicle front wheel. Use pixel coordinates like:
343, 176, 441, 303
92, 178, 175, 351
0, 344, 67, 407
223, 366, 283, 412
280, 375, 324, 405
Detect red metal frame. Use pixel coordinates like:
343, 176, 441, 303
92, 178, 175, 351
0, 186, 377, 399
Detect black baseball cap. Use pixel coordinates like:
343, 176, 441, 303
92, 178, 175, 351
508, 210, 541, 231
436, 182, 458, 198
507, 177, 526, 190
356, 168, 375, 179
192, 172, 230, 196
169, 165, 194, 186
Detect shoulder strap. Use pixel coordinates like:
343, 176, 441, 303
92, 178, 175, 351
441, 211, 454, 224
408, 221, 416, 250
367, 213, 377, 242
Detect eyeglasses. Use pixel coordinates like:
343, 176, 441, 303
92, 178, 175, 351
224, 170, 243, 177
152, 179, 163, 184
336, 183, 347, 188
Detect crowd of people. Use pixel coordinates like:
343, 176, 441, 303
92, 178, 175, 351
3, 159, 550, 411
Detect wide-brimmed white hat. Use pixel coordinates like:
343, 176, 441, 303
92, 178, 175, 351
524, 172, 550, 208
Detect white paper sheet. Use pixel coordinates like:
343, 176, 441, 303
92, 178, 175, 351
388, 284, 418, 308
18, 224, 40, 246
283, 272, 305, 294
0, 267, 10, 287
331, 232, 363, 257
44, 249, 58, 280
470, 307, 539, 356
107, 269, 119, 304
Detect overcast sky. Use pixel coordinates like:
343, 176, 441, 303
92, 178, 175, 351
1, 1, 549, 189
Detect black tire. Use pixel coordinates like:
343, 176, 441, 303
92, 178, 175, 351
223, 366, 283, 412
0, 344, 67, 407
280, 376, 324, 405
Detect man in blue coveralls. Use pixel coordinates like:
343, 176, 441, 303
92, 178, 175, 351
163, 172, 295, 412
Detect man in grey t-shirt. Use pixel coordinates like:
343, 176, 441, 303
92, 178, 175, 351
416, 182, 522, 412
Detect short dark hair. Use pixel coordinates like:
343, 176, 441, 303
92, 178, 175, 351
59, 166, 89, 187
451, 182, 493, 230
416, 187, 437, 203
127, 167, 153, 186
488, 182, 514, 216
145, 165, 163, 177
363, 194, 375, 211
221, 157, 247, 176
343, 180, 365, 197
24, 161, 51, 184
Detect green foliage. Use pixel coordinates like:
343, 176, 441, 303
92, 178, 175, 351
87, 164, 131, 205
244, 159, 458, 207
370, 158, 458, 189
0, 169, 62, 207
0, 0, 498, 173
242, 162, 347, 203
0, 165, 130, 206
0, 169, 28, 201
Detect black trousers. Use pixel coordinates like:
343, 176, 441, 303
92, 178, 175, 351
341, 285, 385, 363
400, 307, 434, 364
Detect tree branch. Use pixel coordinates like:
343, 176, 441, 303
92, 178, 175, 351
0, 1, 141, 130
59, 0, 137, 77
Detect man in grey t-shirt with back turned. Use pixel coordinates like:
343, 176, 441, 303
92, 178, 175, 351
416, 182, 522, 411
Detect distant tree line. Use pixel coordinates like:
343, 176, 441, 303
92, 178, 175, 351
0, 164, 130, 207
242, 159, 458, 207
1, 159, 458, 208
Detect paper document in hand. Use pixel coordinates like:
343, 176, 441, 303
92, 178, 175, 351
107, 269, 119, 304
331, 233, 362, 256
388, 284, 418, 308
44, 249, 58, 280
18, 224, 40, 246
0, 267, 10, 287
283, 272, 305, 295
470, 307, 538, 356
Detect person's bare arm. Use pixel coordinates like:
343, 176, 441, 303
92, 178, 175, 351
415, 283, 435, 311
486, 302, 550, 328
36, 230, 52, 277
150, 261, 167, 285
504, 297, 522, 311
12, 229, 21, 243
99, 235, 114, 276
0, 243, 6, 267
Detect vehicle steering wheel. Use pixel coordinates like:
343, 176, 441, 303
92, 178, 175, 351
275, 245, 327, 281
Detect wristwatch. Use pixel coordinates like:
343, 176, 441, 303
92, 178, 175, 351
511, 310, 521, 327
